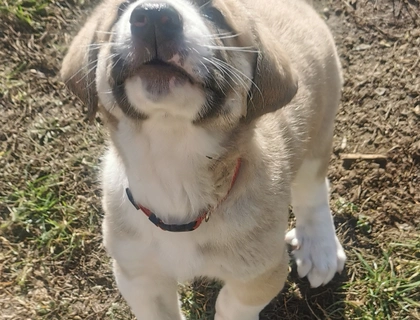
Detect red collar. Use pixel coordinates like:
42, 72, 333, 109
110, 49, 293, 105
126, 158, 242, 232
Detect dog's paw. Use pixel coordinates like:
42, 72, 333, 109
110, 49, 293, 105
285, 226, 346, 287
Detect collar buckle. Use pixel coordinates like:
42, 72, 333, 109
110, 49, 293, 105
205, 211, 211, 222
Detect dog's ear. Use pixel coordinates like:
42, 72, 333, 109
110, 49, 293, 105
245, 23, 298, 122
61, 3, 116, 121
61, 15, 100, 121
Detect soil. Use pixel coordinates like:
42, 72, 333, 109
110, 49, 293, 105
1, 0, 419, 319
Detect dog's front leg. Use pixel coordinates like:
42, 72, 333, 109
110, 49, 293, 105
113, 261, 185, 320
215, 251, 289, 320
287, 159, 346, 288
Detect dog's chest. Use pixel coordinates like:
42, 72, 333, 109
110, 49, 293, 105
105, 208, 208, 279
151, 232, 207, 279
116, 117, 222, 223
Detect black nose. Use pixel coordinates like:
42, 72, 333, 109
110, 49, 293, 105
130, 2, 183, 36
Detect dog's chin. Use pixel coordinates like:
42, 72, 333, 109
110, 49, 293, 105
134, 61, 196, 98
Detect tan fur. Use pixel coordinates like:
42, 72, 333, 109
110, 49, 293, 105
226, 250, 289, 306
61, 0, 120, 120
61, 0, 345, 318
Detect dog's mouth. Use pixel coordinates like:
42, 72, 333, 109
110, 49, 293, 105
135, 59, 196, 86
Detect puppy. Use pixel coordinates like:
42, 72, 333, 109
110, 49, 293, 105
61, 0, 346, 319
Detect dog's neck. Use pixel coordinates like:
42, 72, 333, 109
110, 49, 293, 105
113, 115, 239, 224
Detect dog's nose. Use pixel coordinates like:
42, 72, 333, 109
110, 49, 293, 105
130, 3, 183, 37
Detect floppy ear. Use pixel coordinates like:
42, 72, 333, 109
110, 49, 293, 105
61, 12, 101, 121
245, 23, 298, 122
61, 2, 119, 121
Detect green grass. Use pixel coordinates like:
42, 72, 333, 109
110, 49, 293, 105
0, 0, 50, 28
345, 242, 420, 320
329, 198, 420, 320
1, 173, 86, 260
180, 281, 222, 320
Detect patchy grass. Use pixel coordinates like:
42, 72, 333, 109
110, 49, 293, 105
346, 243, 420, 319
1, 0, 419, 319
180, 281, 221, 320
2, 173, 86, 260
331, 197, 420, 319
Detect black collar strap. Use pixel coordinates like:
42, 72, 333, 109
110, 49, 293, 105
126, 187, 209, 232
126, 158, 242, 232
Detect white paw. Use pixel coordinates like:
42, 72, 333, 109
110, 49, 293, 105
285, 225, 346, 287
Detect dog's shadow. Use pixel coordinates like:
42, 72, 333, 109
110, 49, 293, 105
261, 263, 350, 320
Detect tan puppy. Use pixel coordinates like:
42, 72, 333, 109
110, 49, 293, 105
61, 0, 346, 319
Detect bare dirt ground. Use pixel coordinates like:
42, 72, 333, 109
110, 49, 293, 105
1, 0, 419, 319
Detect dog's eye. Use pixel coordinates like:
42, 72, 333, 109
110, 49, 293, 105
202, 6, 229, 29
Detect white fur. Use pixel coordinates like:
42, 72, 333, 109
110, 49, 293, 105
99, 0, 244, 291
113, 261, 186, 320
101, 121, 216, 319
124, 76, 206, 119
101, 114, 226, 283
96, 49, 125, 119
117, 116, 224, 222
287, 159, 346, 287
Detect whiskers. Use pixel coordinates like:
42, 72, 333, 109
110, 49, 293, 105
203, 32, 242, 41
66, 46, 120, 93
95, 30, 117, 36
202, 56, 262, 103
203, 45, 258, 53
75, 41, 122, 50
201, 33, 259, 54
66, 28, 126, 87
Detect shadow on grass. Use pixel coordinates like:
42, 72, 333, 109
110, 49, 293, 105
262, 264, 349, 320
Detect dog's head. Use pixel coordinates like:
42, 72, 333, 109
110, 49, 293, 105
61, 0, 297, 126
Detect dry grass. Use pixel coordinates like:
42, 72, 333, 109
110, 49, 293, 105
1, 0, 419, 319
